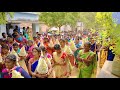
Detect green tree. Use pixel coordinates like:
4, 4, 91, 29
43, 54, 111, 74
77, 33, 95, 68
39, 12, 80, 33
0, 12, 14, 24
95, 12, 116, 43
77, 12, 97, 29
95, 12, 120, 55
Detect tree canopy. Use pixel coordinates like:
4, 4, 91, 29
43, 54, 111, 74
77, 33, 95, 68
39, 12, 80, 28
95, 12, 120, 55
0, 12, 14, 24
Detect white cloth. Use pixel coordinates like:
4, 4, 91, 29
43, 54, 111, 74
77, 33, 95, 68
9, 29, 14, 35
97, 60, 119, 78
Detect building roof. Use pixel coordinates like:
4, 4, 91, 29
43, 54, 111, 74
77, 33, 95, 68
7, 20, 39, 23
19, 12, 39, 15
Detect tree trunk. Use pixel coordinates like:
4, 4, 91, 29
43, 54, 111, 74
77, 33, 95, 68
58, 26, 61, 35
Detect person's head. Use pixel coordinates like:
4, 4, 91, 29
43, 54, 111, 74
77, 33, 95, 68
23, 27, 25, 30
5, 54, 16, 69
1, 45, 9, 54
60, 39, 66, 47
38, 33, 41, 37
89, 37, 94, 43
27, 27, 29, 30
7, 35, 14, 43
40, 46, 47, 54
20, 32, 23, 36
65, 38, 69, 45
33, 36, 38, 41
79, 36, 82, 40
2, 33, 7, 38
44, 37, 49, 43
75, 37, 80, 44
13, 29, 19, 38
14, 30, 19, 35
36, 32, 39, 35
27, 40, 33, 47
84, 42, 91, 52
13, 29, 17, 33
1, 40, 7, 46
13, 43, 19, 52
15, 25, 18, 29
54, 44, 61, 54
32, 47, 41, 57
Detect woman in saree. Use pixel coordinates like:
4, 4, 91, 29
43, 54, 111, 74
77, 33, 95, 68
77, 42, 97, 78
27, 27, 33, 40
74, 37, 83, 67
89, 37, 97, 52
28, 47, 41, 77
14, 31, 27, 48
40, 46, 52, 61
1, 45, 10, 71
39, 46, 55, 78
7, 35, 15, 51
43, 37, 54, 56
60, 39, 75, 67
26, 40, 34, 65
28, 47, 52, 78
33, 36, 40, 47
52, 44, 71, 78
1, 54, 31, 78
23, 27, 29, 40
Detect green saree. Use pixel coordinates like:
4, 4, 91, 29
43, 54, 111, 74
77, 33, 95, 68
77, 50, 97, 78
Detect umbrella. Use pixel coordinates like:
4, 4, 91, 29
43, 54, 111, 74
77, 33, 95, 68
50, 27, 59, 31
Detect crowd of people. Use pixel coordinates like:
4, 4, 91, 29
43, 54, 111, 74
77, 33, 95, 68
0, 26, 115, 78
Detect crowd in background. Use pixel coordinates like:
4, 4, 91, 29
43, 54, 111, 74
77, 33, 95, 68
0, 26, 115, 78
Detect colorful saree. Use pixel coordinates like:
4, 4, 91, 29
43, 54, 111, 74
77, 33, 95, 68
27, 45, 34, 59
44, 42, 54, 56
78, 50, 97, 78
15, 36, 27, 48
1, 66, 31, 78
52, 52, 71, 78
99, 49, 107, 68
8, 45, 13, 52
61, 45, 75, 66
28, 29, 33, 40
31, 60, 39, 72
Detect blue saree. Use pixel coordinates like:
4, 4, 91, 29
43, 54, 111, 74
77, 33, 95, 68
31, 60, 39, 72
